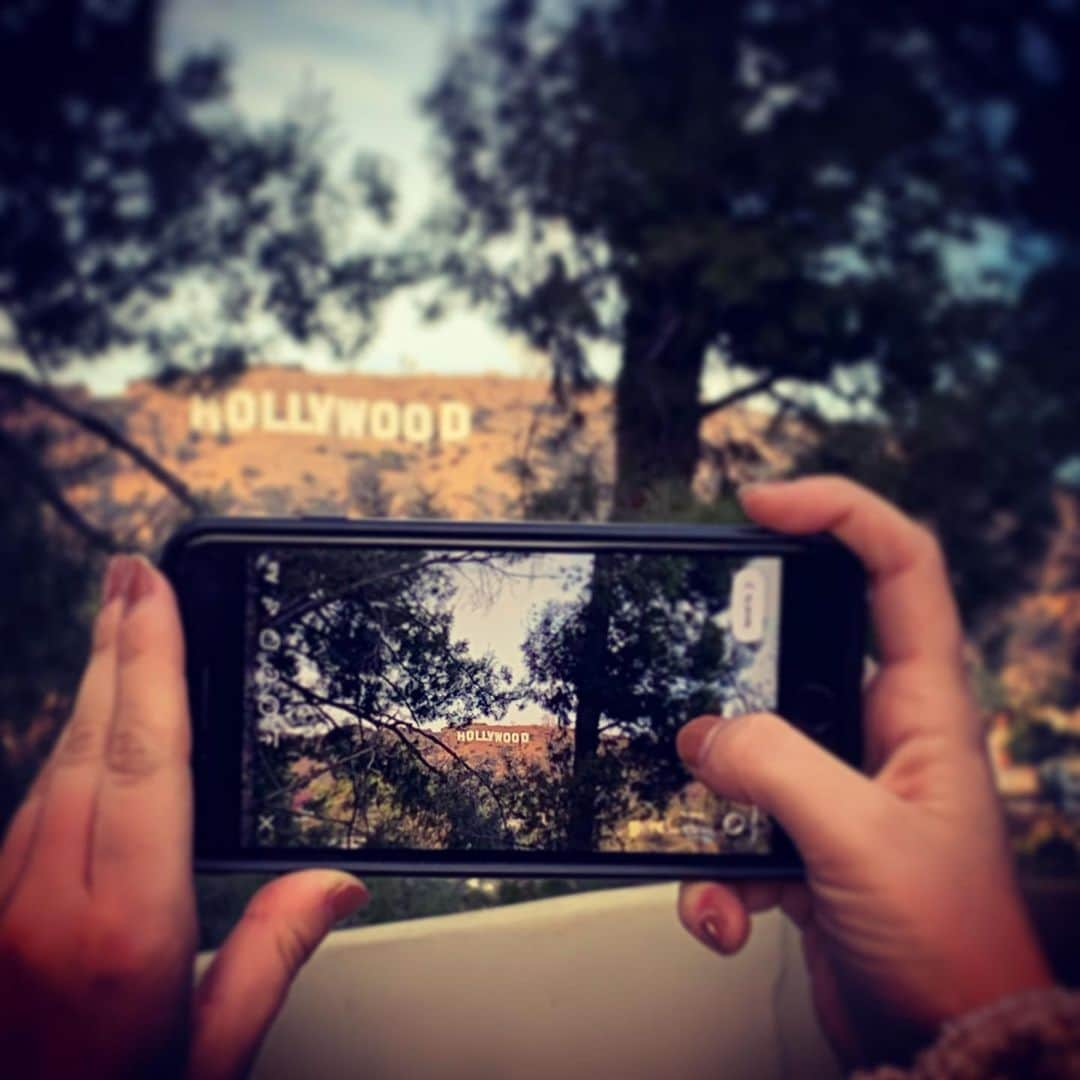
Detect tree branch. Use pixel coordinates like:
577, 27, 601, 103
698, 374, 778, 418
766, 387, 830, 435
0, 427, 122, 552
0, 370, 202, 510
267, 550, 493, 631
281, 675, 514, 837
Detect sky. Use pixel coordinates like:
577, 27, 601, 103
45, 0, 628, 396
439, 552, 782, 728
11, 0, 772, 403
1, 0, 1022, 420
443, 552, 591, 726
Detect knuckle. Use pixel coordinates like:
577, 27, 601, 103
274, 920, 312, 975
115, 621, 153, 667
911, 522, 946, 568
106, 727, 161, 784
721, 712, 790, 799
707, 713, 783, 804
55, 720, 100, 767
722, 711, 780, 759
243, 903, 314, 975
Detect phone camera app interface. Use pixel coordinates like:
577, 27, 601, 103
242, 547, 782, 856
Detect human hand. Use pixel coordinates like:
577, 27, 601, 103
676, 477, 1052, 1068
0, 555, 368, 1079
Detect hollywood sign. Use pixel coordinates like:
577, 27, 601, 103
189, 390, 472, 442
456, 729, 531, 746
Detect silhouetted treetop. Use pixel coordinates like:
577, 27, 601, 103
0, 0, 413, 379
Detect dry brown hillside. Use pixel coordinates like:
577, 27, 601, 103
11, 365, 1077, 726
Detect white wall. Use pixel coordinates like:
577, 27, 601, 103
198, 883, 840, 1080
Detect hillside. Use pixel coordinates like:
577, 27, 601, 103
10, 364, 1078, 731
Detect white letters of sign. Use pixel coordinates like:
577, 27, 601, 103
188, 391, 473, 443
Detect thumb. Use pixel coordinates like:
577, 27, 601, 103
187, 870, 368, 1080
678, 712, 888, 867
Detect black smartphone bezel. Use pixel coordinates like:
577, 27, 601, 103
162, 517, 866, 879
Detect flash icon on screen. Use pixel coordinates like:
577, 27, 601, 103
731, 566, 766, 643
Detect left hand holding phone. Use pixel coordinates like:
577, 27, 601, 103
0, 555, 368, 1079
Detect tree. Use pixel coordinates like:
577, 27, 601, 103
0, 453, 99, 824
0, 0, 410, 831
424, 1, 1020, 504
522, 552, 756, 849
423, 0, 1079, 636
246, 545, 766, 856
1, 0, 412, 542
248, 547, 521, 850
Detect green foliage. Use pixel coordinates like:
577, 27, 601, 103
523, 451, 608, 522
424, 0, 1080, 627
792, 339, 1079, 632
521, 552, 754, 846
423, 1, 1049, 503
0, 0, 415, 379
250, 548, 520, 849
249, 546, 756, 856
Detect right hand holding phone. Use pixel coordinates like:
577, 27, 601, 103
676, 477, 1053, 1068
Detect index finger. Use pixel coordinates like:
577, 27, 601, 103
91, 558, 193, 904
739, 476, 965, 668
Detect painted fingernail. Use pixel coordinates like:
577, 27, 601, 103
701, 915, 726, 952
103, 555, 137, 607
122, 556, 158, 613
326, 880, 369, 922
677, 715, 725, 768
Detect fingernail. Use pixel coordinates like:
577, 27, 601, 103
677, 715, 725, 768
701, 915, 726, 952
122, 556, 158, 613
103, 555, 137, 607
326, 879, 369, 922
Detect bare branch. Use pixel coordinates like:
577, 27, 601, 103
267, 550, 493, 631
0, 427, 122, 552
698, 374, 778, 418
281, 675, 514, 835
0, 370, 202, 510
766, 387, 830, 435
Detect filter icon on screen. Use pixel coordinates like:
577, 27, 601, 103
731, 566, 767, 643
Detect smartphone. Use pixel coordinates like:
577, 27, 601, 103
162, 517, 865, 879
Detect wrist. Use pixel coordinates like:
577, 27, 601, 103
938, 917, 1054, 1024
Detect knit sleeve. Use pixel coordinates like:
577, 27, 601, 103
852, 987, 1080, 1080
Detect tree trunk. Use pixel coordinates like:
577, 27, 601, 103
566, 554, 612, 851
614, 290, 710, 515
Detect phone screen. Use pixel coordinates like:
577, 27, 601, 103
240, 545, 782, 857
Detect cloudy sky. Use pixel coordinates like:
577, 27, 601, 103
48, 0, 626, 395
6, 0, 1012, 411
